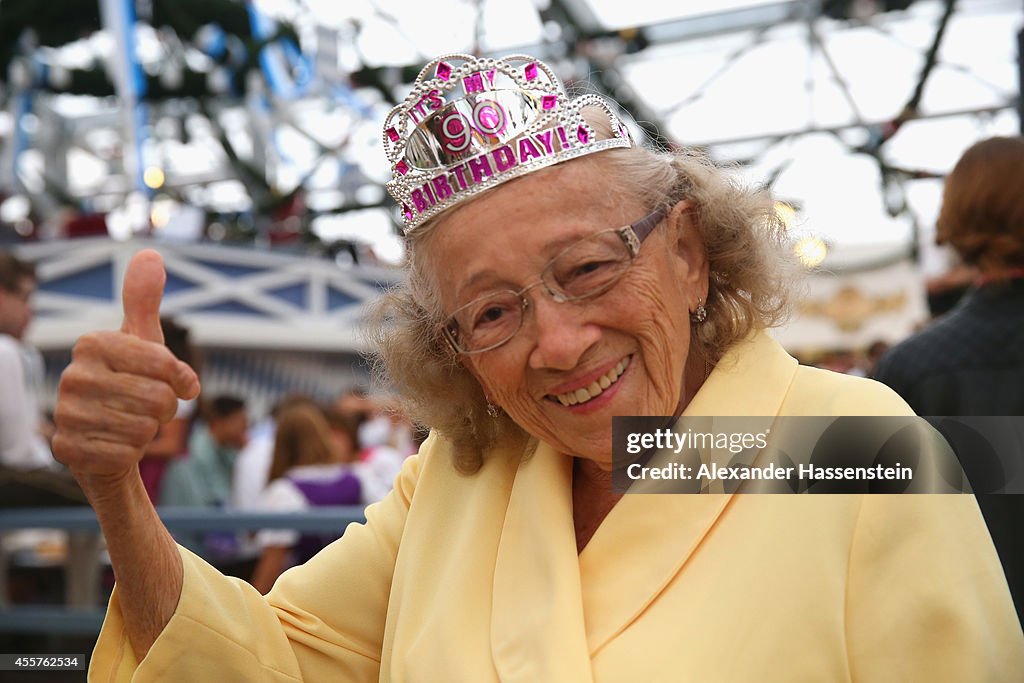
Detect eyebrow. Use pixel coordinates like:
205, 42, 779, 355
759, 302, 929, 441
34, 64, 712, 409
452, 226, 597, 306
453, 270, 507, 306
542, 229, 595, 256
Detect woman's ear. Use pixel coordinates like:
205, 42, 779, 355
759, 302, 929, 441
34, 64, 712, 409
668, 200, 709, 301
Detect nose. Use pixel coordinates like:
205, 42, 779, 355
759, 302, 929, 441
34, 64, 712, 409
525, 290, 601, 371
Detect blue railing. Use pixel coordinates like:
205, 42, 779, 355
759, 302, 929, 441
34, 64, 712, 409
0, 506, 367, 532
0, 506, 368, 634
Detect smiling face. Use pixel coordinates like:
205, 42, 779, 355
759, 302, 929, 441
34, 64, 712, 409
425, 156, 709, 467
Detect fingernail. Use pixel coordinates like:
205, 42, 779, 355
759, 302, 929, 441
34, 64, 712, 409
180, 364, 201, 398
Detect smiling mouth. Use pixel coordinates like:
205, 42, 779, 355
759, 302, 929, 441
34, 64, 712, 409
549, 355, 632, 407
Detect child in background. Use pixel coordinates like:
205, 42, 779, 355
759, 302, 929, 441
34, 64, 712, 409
250, 403, 364, 594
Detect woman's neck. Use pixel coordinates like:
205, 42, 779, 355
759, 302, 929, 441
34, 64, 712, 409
572, 458, 622, 554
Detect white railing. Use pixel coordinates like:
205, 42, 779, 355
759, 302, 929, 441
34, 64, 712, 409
15, 238, 404, 352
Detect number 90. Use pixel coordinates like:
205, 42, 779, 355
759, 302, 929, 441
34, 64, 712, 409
439, 100, 507, 153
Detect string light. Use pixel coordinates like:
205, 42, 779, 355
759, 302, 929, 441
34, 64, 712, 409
795, 236, 827, 267
150, 199, 173, 229
143, 167, 166, 189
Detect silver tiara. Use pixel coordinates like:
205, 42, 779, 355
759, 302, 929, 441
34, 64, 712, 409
383, 53, 634, 234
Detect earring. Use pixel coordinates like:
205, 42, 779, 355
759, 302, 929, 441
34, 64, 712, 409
690, 298, 708, 324
487, 403, 500, 418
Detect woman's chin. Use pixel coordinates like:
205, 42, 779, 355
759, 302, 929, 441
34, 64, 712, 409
550, 431, 613, 464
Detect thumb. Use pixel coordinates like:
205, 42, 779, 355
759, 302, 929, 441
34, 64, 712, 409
120, 249, 166, 343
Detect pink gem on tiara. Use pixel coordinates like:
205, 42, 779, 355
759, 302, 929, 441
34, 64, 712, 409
385, 127, 400, 142
524, 63, 538, 81
402, 204, 413, 221
463, 72, 484, 93
395, 160, 409, 175
542, 94, 557, 110
577, 126, 590, 144
435, 61, 453, 80
486, 69, 496, 84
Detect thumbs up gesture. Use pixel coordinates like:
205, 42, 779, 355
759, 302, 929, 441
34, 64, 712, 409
53, 250, 200, 481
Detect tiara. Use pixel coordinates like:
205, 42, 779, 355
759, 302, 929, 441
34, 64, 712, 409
383, 53, 634, 234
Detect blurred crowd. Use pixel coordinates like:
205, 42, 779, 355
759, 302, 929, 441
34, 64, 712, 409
135, 320, 424, 589
138, 377, 422, 592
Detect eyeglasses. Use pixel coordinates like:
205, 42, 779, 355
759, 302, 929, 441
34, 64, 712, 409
442, 208, 667, 355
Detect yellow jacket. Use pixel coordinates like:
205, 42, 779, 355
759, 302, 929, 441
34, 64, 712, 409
91, 332, 1024, 681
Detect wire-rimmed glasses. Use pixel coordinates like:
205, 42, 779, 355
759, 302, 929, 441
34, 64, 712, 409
441, 208, 667, 355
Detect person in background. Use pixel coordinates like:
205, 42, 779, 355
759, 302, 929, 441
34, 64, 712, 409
323, 405, 363, 469
232, 393, 318, 511
138, 317, 199, 503
0, 251, 96, 608
875, 135, 1024, 627
334, 388, 372, 422
863, 339, 889, 378
356, 398, 418, 458
160, 395, 248, 508
160, 395, 248, 559
250, 404, 363, 594
323, 404, 392, 503
7, 256, 53, 447
334, 391, 415, 500
0, 252, 53, 474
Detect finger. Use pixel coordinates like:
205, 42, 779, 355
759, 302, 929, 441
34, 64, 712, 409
60, 361, 179, 424
58, 404, 161, 450
73, 331, 200, 400
99, 377, 181, 424
55, 383, 161, 445
120, 249, 166, 343
52, 432, 152, 475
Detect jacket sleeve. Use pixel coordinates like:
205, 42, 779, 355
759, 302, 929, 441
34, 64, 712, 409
845, 494, 1024, 681
89, 439, 428, 682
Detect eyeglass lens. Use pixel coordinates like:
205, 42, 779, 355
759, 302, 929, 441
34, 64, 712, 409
452, 229, 633, 352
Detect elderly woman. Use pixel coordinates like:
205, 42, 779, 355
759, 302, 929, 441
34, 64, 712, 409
54, 54, 1021, 681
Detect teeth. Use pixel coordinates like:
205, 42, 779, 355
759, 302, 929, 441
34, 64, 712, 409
552, 355, 631, 407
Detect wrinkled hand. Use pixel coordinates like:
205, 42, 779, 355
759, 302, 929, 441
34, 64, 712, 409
53, 250, 200, 482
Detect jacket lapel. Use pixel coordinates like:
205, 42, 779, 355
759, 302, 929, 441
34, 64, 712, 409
490, 440, 594, 683
578, 331, 800, 654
